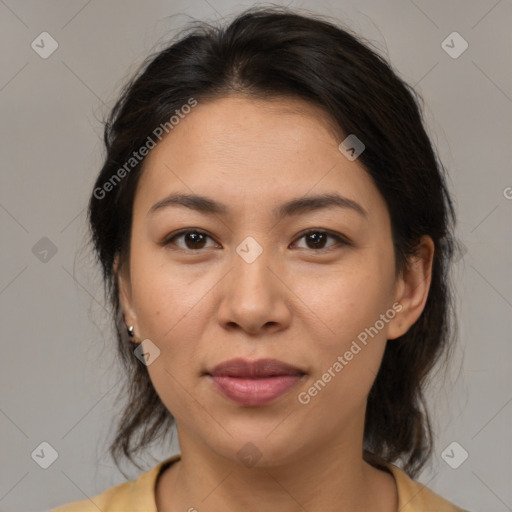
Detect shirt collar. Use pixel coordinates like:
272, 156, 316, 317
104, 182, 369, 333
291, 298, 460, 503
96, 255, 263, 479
133, 454, 462, 512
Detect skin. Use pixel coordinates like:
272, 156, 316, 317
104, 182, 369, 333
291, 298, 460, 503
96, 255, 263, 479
116, 94, 434, 512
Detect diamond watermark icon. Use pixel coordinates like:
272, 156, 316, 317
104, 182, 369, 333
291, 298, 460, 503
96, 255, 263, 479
441, 441, 468, 469
134, 339, 161, 366
237, 442, 263, 468
236, 236, 263, 264
32, 236, 58, 263
31, 32, 59, 59
338, 134, 365, 161
441, 32, 468, 59
31, 441, 59, 469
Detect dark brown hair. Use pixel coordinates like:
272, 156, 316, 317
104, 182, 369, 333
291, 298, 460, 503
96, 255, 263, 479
88, 6, 460, 478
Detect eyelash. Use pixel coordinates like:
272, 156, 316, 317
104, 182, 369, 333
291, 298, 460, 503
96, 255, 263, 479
162, 229, 351, 252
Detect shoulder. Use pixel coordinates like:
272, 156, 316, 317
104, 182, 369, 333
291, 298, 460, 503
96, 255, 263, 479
50, 456, 179, 512
50, 479, 136, 512
383, 462, 470, 512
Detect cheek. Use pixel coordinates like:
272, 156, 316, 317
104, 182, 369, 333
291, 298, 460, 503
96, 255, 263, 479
129, 244, 208, 338
294, 255, 394, 347
293, 253, 394, 404
296, 277, 391, 418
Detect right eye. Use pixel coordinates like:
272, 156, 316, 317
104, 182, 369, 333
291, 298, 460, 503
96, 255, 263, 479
162, 229, 220, 251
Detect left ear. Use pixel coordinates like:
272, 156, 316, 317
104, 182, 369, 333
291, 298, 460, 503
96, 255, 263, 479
387, 235, 435, 340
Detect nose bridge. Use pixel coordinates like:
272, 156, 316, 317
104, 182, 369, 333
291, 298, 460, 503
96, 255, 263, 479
216, 234, 286, 321
232, 234, 274, 290
235, 234, 266, 266
213, 221, 295, 333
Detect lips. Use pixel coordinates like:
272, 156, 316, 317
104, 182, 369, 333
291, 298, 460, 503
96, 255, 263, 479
207, 358, 305, 378
205, 358, 306, 406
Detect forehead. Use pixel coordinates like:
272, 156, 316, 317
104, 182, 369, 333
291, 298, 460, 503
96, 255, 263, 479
134, 95, 387, 223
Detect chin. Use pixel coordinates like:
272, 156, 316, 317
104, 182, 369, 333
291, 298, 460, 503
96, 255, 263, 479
204, 422, 311, 469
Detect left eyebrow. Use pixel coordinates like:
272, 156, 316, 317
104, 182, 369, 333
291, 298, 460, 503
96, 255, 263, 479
274, 193, 368, 219
147, 192, 368, 219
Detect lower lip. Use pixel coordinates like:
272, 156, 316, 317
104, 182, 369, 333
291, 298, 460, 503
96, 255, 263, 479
208, 374, 304, 406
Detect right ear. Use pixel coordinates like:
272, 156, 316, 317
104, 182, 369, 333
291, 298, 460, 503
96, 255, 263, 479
113, 253, 137, 333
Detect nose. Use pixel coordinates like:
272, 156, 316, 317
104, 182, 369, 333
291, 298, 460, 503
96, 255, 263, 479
216, 245, 292, 335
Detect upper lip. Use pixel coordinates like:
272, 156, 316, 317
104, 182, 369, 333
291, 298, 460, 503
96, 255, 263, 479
206, 358, 306, 378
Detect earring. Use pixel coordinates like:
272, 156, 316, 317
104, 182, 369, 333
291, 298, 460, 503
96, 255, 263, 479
127, 325, 140, 343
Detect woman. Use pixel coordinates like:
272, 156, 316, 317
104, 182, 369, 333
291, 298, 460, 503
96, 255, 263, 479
52, 6, 469, 512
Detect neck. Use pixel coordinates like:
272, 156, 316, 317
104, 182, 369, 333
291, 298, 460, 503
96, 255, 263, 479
156, 419, 397, 512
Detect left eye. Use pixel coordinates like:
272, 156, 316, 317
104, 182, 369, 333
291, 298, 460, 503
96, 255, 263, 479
292, 230, 348, 250
163, 229, 348, 251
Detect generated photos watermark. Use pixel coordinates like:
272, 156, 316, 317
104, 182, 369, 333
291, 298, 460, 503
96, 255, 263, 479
297, 301, 403, 405
93, 97, 198, 200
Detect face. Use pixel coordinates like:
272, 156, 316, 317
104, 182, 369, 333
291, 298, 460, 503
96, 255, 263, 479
117, 95, 433, 467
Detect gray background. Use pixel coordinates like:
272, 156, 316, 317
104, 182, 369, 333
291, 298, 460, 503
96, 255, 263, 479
1, 1, 511, 511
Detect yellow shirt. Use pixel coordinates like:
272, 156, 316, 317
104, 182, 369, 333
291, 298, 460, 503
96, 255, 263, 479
51, 454, 469, 512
